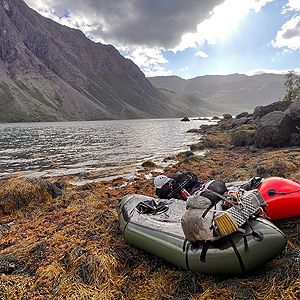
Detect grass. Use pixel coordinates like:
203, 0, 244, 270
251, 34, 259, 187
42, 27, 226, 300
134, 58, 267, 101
0, 125, 299, 299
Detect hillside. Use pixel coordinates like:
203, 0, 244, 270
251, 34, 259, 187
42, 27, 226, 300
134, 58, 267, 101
149, 73, 286, 114
0, 0, 217, 122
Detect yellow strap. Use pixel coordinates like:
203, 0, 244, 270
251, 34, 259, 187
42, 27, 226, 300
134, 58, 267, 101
214, 213, 238, 236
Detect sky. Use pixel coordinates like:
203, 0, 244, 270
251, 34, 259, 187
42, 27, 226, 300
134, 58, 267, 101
23, 0, 300, 79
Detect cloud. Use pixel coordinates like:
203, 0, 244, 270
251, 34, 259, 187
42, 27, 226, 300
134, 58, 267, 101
195, 51, 208, 58
23, 0, 226, 76
24, 0, 225, 49
23, 0, 276, 76
272, 15, 300, 50
246, 68, 300, 76
282, 0, 300, 13
122, 47, 172, 76
272, 0, 300, 50
180, 66, 189, 71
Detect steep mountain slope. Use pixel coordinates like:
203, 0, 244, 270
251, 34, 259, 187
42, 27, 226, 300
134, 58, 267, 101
149, 74, 286, 113
1, 0, 212, 122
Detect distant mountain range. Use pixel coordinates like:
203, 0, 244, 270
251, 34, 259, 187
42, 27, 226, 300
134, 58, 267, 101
0, 0, 286, 122
148, 73, 286, 115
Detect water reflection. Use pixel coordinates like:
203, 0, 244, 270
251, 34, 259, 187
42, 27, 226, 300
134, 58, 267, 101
0, 118, 213, 181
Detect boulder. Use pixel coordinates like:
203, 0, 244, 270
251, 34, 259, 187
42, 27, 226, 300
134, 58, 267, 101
223, 114, 232, 120
288, 96, 300, 122
198, 124, 218, 133
141, 160, 158, 168
253, 101, 292, 121
0, 178, 63, 215
181, 117, 190, 122
235, 112, 249, 119
254, 111, 295, 148
253, 159, 297, 178
187, 128, 201, 133
176, 151, 195, 160
234, 117, 249, 126
190, 142, 205, 151
232, 129, 255, 147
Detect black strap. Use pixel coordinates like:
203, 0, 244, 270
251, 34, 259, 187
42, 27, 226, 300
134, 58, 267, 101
185, 242, 191, 271
200, 241, 210, 262
228, 237, 246, 274
243, 236, 249, 252
201, 202, 215, 218
182, 238, 188, 252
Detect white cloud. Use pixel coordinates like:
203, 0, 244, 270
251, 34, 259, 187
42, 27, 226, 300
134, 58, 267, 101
282, 0, 300, 13
272, 0, 300, 51
272, 15, 300, 50
180, 66, 189, 71
195, 51, 209, 58
123, 47, 172, 77
246, 68, 300, 76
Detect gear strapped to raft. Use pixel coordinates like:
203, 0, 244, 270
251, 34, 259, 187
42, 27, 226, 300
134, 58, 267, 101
167, 173, 194, 199
181, 187, 267, 243
136, 199, 169, 215
207, 189, 267, 238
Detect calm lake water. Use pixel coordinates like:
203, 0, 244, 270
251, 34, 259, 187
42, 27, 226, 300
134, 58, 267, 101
0, 118, 214, 182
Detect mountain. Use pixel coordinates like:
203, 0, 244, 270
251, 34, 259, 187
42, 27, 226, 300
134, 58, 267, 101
0, 0, 214, 122
148, 73, 286, 114
0, 0, 287, 122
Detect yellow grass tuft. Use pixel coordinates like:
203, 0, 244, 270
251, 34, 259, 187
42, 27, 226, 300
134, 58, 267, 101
0, 178, 54, 215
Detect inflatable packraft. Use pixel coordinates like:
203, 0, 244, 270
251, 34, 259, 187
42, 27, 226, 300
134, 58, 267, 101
257, 177, 300, 220
117, 194, 286, 275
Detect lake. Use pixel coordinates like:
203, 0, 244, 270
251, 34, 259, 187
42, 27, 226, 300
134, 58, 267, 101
0, 118, 214, 183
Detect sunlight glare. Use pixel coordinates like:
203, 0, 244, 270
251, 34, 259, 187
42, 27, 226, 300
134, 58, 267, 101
173, 0, 273, 51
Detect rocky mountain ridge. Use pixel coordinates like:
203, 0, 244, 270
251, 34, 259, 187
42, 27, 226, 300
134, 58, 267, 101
1, 0, 211, 122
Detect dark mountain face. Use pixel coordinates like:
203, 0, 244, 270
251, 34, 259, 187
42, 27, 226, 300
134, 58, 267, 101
0, 0, 188, 122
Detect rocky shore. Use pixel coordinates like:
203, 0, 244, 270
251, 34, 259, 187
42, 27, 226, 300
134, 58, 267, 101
0, 102, 299, 299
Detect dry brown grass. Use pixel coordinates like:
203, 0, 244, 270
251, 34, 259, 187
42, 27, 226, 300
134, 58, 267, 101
0, 141, 299, 299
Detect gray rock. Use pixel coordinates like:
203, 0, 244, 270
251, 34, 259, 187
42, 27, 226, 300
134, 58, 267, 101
289, 96, 300, 121
223, 114, 233, 120
254, 111, 295, 147
235, 112, 249, 119
253, 101, 292, 121
234, 117, 249, 126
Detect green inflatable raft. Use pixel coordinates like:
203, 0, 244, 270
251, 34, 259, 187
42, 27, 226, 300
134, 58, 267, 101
117, 194, 287, 275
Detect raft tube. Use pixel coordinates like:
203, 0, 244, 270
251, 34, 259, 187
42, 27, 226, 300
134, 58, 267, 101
117, 194, 286, 275
258, 177, 300, 220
